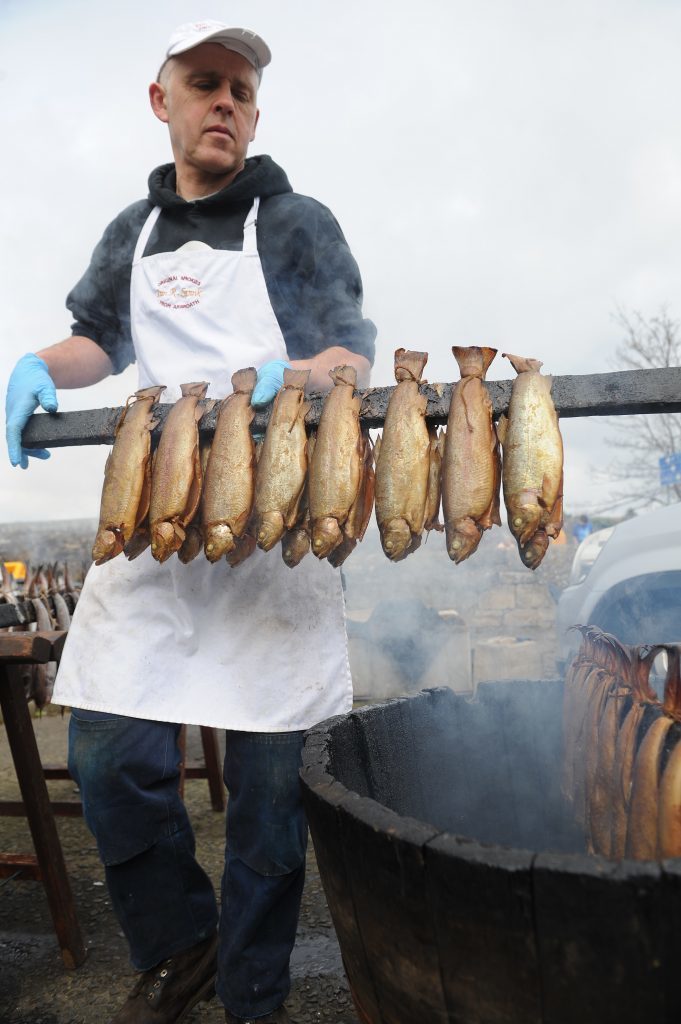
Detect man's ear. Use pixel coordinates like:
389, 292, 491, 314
250, 108, 260, 142
149, 81, 169, 124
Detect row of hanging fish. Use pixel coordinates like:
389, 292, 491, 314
562, 625, 681, 860
92, 367, 373, 571
1, 562, 80, 710
92, 346, 564, 571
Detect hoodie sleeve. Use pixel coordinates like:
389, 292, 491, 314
257, 195, 376, 365
65, 202, 148, 374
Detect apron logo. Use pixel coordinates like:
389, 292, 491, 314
156, 274, 203, 309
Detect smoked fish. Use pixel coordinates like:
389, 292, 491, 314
281, 433, 315, 569
442, 346, 500, 563
374, 350, 430, 561
253, 368, 310, 551
149, 382, 208, 563
497, 354, 563, 570
178, 439, 212, 564
610, 645, 661, 859
327, 429, 375, 567
309, 366, 362, 559
203, 368, 257, 562
657, 649, 681, 857
92, 385, 165, 564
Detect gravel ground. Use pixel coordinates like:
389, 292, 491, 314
0, 712, 360, 1024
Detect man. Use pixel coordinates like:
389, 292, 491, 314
573, 514, 594, 544
5, 20, 375, 1024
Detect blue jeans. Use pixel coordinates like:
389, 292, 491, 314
68, 711, 307, 1018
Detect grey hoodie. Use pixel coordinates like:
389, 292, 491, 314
67, 155, 376, 373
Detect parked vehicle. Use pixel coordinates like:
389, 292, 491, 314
556, 503, 681, 670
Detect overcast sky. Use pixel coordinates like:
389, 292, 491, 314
1, 0, 680, 522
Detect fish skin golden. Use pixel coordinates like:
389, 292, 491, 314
374, 350, 430, 561
179, 439, 212, 564
625, 712, 673, 859
309, 365, 363, 559
149, 382, 208, 564
580, 668, 613, 834
202, 368, 257, 562
589, 680, 629, 856
327, 430, 375, 568
253, 368, 311, 552
609, 645, 660, 859
657, 649, 681, 857
498, 353, 563, 569
442, 346, 500, 563
281, 433, 315, 569
659, 736, 681, 857
92, 385, 165, 565
424, 428, 445, 534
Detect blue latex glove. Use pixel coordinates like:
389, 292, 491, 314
6, 354, 58, 469
251, 360, 292, 408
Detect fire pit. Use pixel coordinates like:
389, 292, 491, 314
300, 681, 681, 1024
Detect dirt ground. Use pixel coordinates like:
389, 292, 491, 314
0, 712, 360, 1024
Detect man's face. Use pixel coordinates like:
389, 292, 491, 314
150, 44, 260, 194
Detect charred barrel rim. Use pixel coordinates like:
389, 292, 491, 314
300, 682, 681, 1024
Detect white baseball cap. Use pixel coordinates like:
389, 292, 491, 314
165, 20, 271, 80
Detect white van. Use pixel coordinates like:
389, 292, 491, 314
556, 503, 681, 670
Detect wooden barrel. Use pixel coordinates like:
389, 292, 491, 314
300, 681, 681, 1024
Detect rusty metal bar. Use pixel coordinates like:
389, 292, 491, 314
20, 366, 681, 450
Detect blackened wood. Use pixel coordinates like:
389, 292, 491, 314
199, 726, 226, 812
659, 859, 681, 1018
0, 595, 76, 634
0, 603, 29, 628
301, 774, 382, 1024
337, 793, 449, 1023
346, 697, 421, 815
20, 366, 681, 449
0, 662, 86, 968
425, 835, 542, 1024
532, 853, 666, 1024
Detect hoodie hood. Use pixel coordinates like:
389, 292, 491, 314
148, 155, 293, 209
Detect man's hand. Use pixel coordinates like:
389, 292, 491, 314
6, 354, 58, 469
251, 360, 292, 407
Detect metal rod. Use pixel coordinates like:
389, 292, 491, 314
20, 366, 681, 449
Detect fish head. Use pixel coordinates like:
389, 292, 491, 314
445, 518, 483, 564
518, 530, 549, 570
227, 533, 257, 568
256, 511, 285, 552
150, 521, 183, 563
282, 530, 310, 568
311, 517, 343, 559
379, 518, 413, 561
204, 524, 235, 562
92, 527, 124, 565
507, 501, 543, 547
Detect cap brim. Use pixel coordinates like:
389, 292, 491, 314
167, 27, 271, 73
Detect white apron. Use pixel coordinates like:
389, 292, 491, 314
53, 199, 353, 731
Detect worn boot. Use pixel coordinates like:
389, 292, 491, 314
109, 932, 218, 1023
224, 1008, 290, 1023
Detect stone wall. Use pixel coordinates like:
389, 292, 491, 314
343, 524, 574, 697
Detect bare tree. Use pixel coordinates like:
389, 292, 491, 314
599, 307, 681, 511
